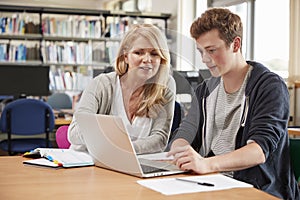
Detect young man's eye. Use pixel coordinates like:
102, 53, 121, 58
207, 49, 216, 54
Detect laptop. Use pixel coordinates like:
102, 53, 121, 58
75, 112, 185, 178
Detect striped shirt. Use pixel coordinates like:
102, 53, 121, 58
209, 66, 252, 176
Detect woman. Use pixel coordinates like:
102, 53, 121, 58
68, 24, 176, 154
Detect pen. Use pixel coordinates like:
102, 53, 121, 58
176, 178, 215, 187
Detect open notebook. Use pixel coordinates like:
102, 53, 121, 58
76, 112, 185, 178
23, 148, 94, 168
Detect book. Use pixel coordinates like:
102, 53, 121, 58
23, 148, 94, 168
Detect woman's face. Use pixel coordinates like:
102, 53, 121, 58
124, 37, 161, 81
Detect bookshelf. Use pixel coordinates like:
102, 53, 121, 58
0, 5, 171, 94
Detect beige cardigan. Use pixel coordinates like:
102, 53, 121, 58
68, 72, 176, 154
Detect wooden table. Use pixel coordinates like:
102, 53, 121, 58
0, 156, 279, 200
55, 117, 72, 126
288, 128, 300, 137
53, 109, 73, 126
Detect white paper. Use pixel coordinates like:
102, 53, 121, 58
137, 174, 253, 195
23, 158, 60, 168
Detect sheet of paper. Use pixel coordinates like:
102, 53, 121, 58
23, 158, 60, 168
137, 152, 174, 161
137, 174, 253, 195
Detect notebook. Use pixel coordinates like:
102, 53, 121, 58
23, 148, 94, 168
75, 112, 185, 178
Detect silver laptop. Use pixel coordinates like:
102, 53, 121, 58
75, 112, 185, 178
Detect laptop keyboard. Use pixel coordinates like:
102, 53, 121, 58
141, 164, 168, 174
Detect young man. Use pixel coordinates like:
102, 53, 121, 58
168, 8, 299, 199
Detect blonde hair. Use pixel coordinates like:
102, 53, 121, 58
115, 24, 171, 117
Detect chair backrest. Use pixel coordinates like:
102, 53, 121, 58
290, 138, 300, 182
173, 70, 194, 95
168, 101, 182, 145
47, 93, 72, 110
171, 101, 182, 133
56, 125, 71, 149
0, 98, 55, 135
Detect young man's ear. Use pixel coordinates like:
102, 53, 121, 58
233, 37, 242, 52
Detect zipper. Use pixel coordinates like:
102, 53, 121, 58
201, 97, 207, 155
241, 96, 249, 127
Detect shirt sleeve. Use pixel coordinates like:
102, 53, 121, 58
246, 74, 289, 159
68, 74, 114, 151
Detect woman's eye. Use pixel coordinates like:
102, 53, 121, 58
151, 52, 159, 56
133, 51, 142, 55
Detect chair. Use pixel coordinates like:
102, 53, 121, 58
0, 98, 55, 155
172, 70, 194, 95
55, 125, 71, 149
290, 138, 300, 182
168, 101, 182, 144
171, 101, 182, 133
47, 92, 72, 110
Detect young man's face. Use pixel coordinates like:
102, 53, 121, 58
195, 29, 235, 77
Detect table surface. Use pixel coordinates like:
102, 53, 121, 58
288, 128, 300, 137
53, 109, 73, 126
0, 156, 279, 200
55, 117, 72, 126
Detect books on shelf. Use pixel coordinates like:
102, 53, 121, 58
0, 7, 170, 94
42, 15, 104, 38
23, 148, 94, 168
0, 40, 40, 62
106, 41, 119, 64
49, 65, 93, 91
0, 13, 40, 34
41, 40, 93, 64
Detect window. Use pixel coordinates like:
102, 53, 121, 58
209, 0, 289, 79
254, 0, 289, 79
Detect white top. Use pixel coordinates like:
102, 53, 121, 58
111, 76, 152, 141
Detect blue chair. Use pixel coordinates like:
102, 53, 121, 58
0, 98, 55, 155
